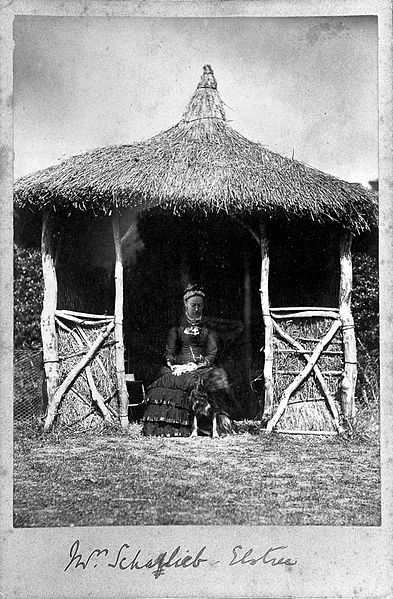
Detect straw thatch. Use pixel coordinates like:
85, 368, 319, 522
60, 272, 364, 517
14, 65, 377, 235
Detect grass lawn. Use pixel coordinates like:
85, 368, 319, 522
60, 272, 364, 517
13, 419, 380, 527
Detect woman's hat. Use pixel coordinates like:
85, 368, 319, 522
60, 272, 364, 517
183, 283, 206, 302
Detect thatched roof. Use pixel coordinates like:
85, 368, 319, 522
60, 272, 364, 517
14, 65, 377, 234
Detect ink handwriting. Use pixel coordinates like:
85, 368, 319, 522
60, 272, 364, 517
64, 539, 297, 579
229, 544, 298, 567
64, 540, 207, 579
107, 543, 208, 579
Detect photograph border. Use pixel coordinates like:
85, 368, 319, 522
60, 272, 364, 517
1, 1, 392, 597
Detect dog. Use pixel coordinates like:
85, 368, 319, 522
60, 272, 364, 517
189, 368, 234, 438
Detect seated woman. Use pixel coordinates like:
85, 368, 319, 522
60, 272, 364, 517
141, 284, 221, 437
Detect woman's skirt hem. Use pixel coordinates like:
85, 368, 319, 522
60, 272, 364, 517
141, 369, 212, 438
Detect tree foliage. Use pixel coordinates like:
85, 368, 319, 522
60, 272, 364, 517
352, 252, 379, 359
14, 244, 43, 349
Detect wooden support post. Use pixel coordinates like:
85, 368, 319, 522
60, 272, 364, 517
339, 232, 357, 419
112, 209, 129, 430
41, 208, 60, 411
259, 222, 273, 422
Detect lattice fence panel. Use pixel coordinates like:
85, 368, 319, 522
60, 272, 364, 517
14, 349, 45, 420
55, 312, 119, 430
272, 316, 344, 432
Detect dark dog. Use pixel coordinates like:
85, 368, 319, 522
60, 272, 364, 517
189, 368, 233, 438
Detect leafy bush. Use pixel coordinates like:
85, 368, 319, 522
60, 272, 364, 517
14, 244, 43, 349
352, 251, 379, 407
352, 252, 379, 358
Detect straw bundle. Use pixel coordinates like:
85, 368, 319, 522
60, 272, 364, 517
55, 323, 118, 430
14, 65, 377, 236
272, 317, 343, 431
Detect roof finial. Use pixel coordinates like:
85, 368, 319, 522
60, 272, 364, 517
197, 64, 217, 90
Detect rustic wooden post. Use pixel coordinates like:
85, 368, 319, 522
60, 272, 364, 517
41, 208, 60, 413
112, 209, 129, 430
339, 232, 357, 419
259, 221, 274, 422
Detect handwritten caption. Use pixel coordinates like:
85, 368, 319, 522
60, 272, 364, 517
65, 540, 298, 579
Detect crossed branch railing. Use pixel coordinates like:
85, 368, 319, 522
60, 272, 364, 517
266, 317, 343, 433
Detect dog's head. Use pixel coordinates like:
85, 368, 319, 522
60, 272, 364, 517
190, 387, 212, 417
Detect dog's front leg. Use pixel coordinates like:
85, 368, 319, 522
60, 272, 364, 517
212, 412, 218, 438
190, 414, 198, 437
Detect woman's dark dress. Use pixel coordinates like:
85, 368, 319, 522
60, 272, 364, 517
141, 317, 218, 436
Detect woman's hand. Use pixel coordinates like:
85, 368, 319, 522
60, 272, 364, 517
196, 359, 208, 369
172, 363, 198, 375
